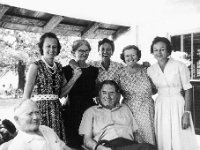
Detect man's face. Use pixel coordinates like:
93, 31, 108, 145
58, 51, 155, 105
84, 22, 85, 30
15, 101, 41, 133
99, 84, 118, 109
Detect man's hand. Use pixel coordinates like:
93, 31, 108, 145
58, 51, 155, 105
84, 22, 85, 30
142, 61, 151, 68
97, 145, 112, 150
134, 132, 144, 143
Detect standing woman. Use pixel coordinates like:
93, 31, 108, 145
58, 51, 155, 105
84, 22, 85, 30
91, 38, 124, 82
147, 37, 197, 150
69, 38, 124, 83
62, 39, 98, 149
117, 45, 156, 145
23, 32, 66, 141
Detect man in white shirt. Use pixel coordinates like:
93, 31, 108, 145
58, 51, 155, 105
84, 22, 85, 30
7, 99, 71, 150
79, 80, 157, 150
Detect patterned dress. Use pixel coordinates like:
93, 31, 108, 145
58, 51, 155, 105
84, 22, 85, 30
33, 60, 66, 142
117, 67, 156, 145
88, 60, 124, 82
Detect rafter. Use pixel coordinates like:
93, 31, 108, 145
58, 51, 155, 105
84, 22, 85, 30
112, 27, 130, 41
1, 22, 43, 33
0, 5, 9, 19
43, 15, 63, 32
81, 22, 101, 39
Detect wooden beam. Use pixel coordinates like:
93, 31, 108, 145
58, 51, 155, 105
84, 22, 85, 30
55, 30, 81, 37
111, 26, 130, 41
56, 23, 84, 31
0, 22, 43, 33
2, 15, 46, 26
43, 15, 63, 32
81, 22, 101, 39
0, 5, 9, 19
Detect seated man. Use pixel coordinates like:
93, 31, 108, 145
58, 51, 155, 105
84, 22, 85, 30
79, 80, 156, 150
7, 99, 71, 150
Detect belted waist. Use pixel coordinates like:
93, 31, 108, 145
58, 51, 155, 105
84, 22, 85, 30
33, 94, 58, 101
158, 87, 181, 96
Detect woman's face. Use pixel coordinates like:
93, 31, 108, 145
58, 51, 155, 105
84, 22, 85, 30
42, 37, 58, 59
124, 49, 138, 66
75, 44, 90, 61
152, 41, 170, 61
99, 43, 113, 60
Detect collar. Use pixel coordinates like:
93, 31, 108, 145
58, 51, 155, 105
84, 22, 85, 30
17, 127, 44, 143
95, 60, 114, 71
97, 103, 122, 111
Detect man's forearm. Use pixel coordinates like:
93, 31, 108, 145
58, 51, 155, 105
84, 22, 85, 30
84, 136, 97, 150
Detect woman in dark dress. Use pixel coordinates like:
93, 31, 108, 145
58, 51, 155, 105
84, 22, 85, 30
61, 39, 98, 149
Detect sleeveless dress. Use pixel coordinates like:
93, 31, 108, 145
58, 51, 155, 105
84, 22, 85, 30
62, 65, 98, 148
147, 58, 198, 150
33, 60, 66, 142
117, 67, 156, 145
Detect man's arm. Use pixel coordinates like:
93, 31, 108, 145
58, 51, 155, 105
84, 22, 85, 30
83, 135, 111, 150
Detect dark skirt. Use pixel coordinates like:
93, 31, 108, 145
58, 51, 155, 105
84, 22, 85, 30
62, 95, 95, 148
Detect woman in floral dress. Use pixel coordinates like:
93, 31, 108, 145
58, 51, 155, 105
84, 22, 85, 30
23, 32, 66, 141
117, 45, 156, 145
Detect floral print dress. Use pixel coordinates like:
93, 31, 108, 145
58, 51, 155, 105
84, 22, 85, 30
33, 60, 66, 142
117, 67, 156, 145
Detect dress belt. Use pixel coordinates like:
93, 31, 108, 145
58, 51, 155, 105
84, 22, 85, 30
33, 94, 58, 101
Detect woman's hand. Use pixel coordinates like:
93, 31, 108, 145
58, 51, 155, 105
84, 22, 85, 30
72, 67, 82, 80
182, 112, 190, 129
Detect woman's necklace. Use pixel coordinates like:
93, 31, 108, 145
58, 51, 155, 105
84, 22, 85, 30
41, 57, 57, 75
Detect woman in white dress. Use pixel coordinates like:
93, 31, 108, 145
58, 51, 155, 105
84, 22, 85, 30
147, 36, 197, 150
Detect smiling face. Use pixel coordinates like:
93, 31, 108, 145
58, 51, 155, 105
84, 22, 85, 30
42, 37, 58, 59
14, 101, 41, 133
99, 84, 118, 109
74, 44, 90, 62
99, 43, 113, 60
152, 41, 170, 61
124, 48, 139, 66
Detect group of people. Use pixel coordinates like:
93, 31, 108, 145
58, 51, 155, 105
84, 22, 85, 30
0, 32, 198, 150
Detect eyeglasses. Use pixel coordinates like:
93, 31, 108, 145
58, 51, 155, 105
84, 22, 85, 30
77, 49, 90, 54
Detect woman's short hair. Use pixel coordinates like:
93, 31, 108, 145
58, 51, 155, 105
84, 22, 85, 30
120, 45, 141, 62
150, 36, 172, 55
71, 39, 91, 54
98, 38, 115, 53
99, 80, 120, 94
38, 32, 61, 55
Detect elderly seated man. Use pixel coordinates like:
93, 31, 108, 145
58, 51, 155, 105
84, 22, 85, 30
7, 99, 71, 150
79, 80, 156, 150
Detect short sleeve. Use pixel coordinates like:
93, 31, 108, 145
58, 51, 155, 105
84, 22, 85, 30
79, 107, 94, 137
179, 63, 192, 90
124, 105, 138, 132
